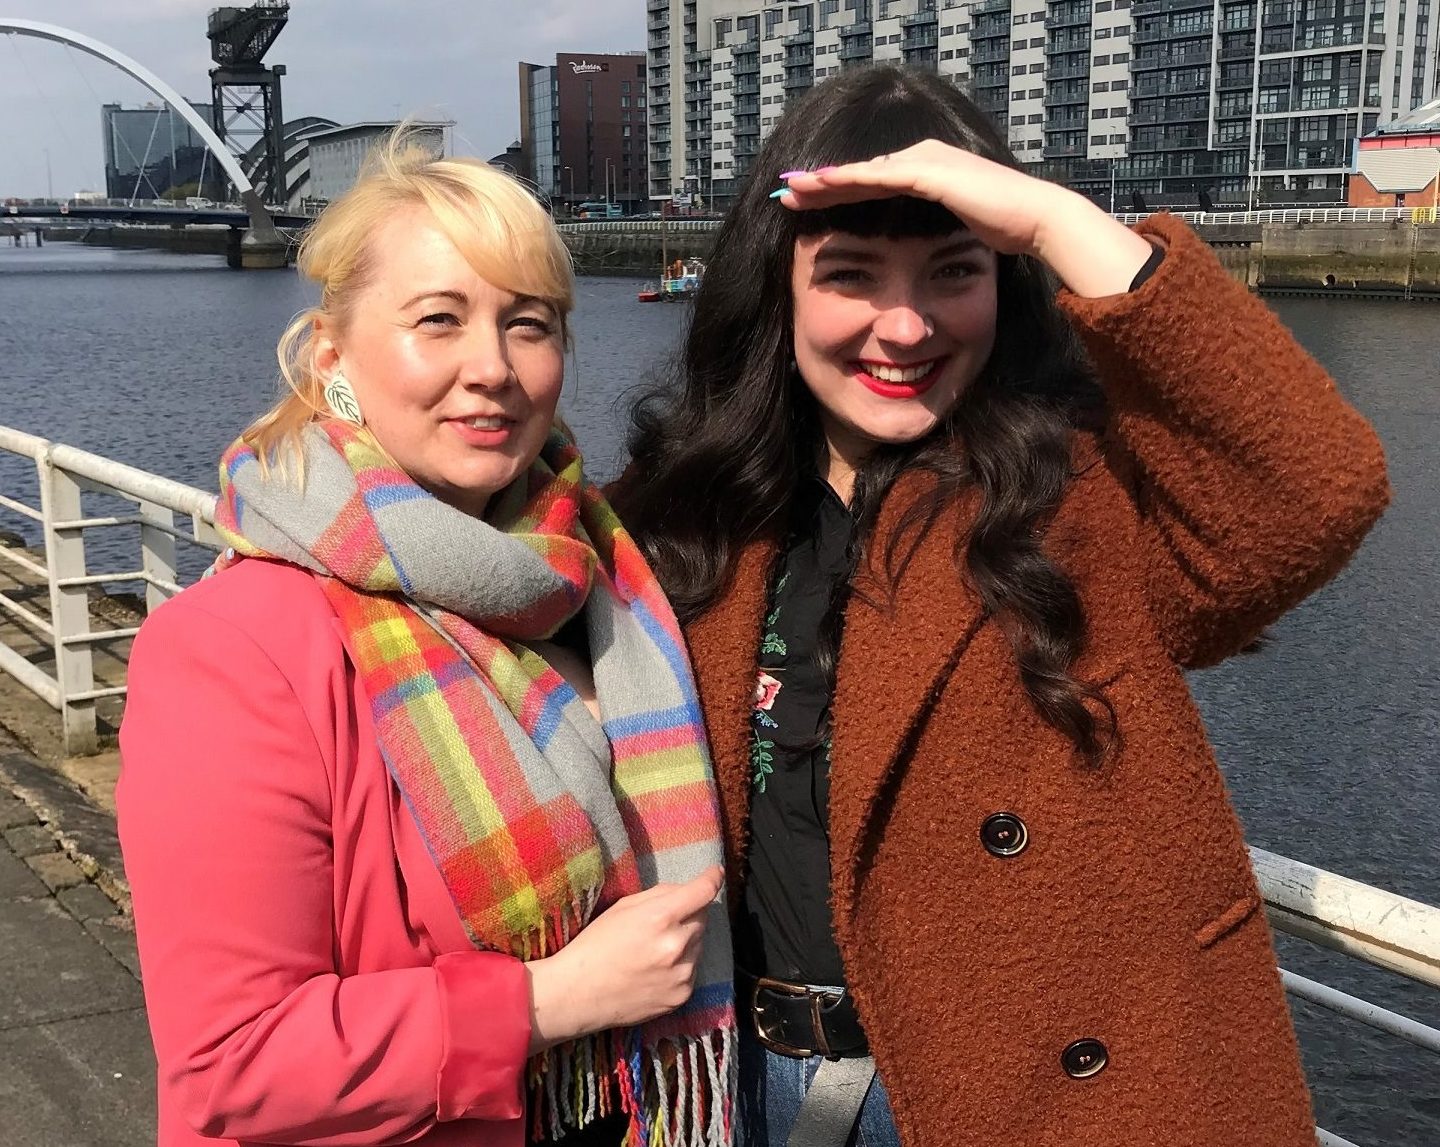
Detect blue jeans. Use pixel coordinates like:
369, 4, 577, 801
736, 1027, 901, 1147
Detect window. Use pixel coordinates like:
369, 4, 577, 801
1095, 53, 1111, 64
1093, 107, 1108, 117
1030, 87, 1044, 97
1112, 51, 1129, 61
1092, 133, 1107, 143
1030, 61, 1045, 71
1093, 79, 1109, 90
1109, 132, 1127, 142
1095, 26, 1111, 36
1013, 63, 1027, 73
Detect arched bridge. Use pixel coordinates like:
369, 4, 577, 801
0, 18, 289, 267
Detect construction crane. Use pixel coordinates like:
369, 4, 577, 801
207, 1, 290, 208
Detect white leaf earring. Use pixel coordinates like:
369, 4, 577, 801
322, 373, 364, 426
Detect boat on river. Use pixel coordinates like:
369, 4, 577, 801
638, 257, 705, 303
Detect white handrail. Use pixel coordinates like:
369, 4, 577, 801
0, 424, 219, 753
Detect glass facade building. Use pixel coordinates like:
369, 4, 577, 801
101, 103, 221, 201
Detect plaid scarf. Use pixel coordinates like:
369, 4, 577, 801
213, 421, 736, 1147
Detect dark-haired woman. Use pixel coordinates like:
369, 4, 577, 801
611, 66, 1389, 1147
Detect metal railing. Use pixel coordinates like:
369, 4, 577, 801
0, 426, 220, 754
0, 429, 1436, 1144
556, 219, 722, 233
1114, 206, 1434, 225
555, 209, 1433, 234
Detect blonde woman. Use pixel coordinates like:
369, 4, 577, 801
118, 143, 736, 1147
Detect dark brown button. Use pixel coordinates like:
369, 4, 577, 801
1061, 1038, 1108, 1079
980, 812, 1028, 857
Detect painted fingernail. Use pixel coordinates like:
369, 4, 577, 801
778, 169, 808, 179
768, 187, 790, 199
815, 166, 838, 174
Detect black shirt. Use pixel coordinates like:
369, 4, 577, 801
737, 477, 857, 987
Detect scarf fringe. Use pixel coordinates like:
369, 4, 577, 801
529, 1025, 736, 1147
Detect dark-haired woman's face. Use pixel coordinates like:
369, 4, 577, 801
791, 230, 998, 472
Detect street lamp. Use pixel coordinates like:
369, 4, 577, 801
562, 165, 574, 212
604, 158, 615, 206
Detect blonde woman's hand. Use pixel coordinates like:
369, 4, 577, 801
775, 140, 1155, 298
525, 866, 724, 1052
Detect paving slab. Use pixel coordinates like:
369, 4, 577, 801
0, 1006, 156, 1147
0, 844, 48, 899
0, 751, 129, 904
27, 849, 87, 892
0, 897, 143, 1028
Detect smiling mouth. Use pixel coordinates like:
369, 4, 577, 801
853, 358, 945, 397
455, 415, 513, 430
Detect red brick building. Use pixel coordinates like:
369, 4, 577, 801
1350, 97, 1440, 209
518, 53, 648, 216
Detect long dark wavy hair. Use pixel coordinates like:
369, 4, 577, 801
614, 65, 1116, 762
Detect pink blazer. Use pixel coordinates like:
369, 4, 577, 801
118, 559, 532, 1147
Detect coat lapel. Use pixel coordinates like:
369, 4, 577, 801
684, 537, 776, 902
828, 472, 985, 927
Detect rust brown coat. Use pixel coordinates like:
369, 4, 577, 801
681, 215, 1390, 1147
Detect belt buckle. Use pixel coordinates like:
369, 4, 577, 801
750, 975, 842, 1060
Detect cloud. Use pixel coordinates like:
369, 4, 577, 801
0, 0, 647, 196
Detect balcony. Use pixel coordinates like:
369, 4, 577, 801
839, 20, 872, 36
1218, 42, 1257, 58
684, 130, 711, 144
783, 30, 814, 46
840, 40, 874, 60
1045, 7, 1093, 28
647, 0, 668, 11
1044, 113, 1087, 129
972, 0, 1012, 13
684, 50, 709, 64
904, 30, 940, 48
648, 13, 668, 32
901, 8, 939, 27
1133, 72, 1209, 94
1048, 60, 1090, 79
783, 69, 814, 90
1132, 25, 1166, 42
1132, 0, 1212, 11
734, 77, 760, 94
971, 43, 1011, 63
1045, 38, 1091, 55
1129, 105, 1206, 124
1043, 89, 1089, 105
1214, 101, 1253, 118
1131, 48, 1211, 68
1044, 142, 1086, 157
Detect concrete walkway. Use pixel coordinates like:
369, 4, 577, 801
0, 727, 156, 1147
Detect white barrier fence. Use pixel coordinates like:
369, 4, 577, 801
0, 425, 220, 754
0, 425, 1435, 1146
557, 207, 1439, 235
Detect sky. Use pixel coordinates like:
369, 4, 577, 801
0, 0, 645, 198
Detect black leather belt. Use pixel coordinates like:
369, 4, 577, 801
738, 966, 869, 1060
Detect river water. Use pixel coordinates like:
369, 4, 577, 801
2, 241, 1438, 1142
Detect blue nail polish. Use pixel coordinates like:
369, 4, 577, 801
769, 187, 789, 199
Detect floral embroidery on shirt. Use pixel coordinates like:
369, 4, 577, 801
750, 730, 776, 793
750, 573, 791, 788
759, 573, 789, 656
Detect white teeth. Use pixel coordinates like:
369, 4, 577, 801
867, 361, 936, 383
464, 416, 507, 429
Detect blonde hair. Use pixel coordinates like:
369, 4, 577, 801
243, 129, 575, 475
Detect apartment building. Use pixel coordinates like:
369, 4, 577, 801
646, 0, 1440, 208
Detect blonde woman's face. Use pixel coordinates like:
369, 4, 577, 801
319, 205, 565, 518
